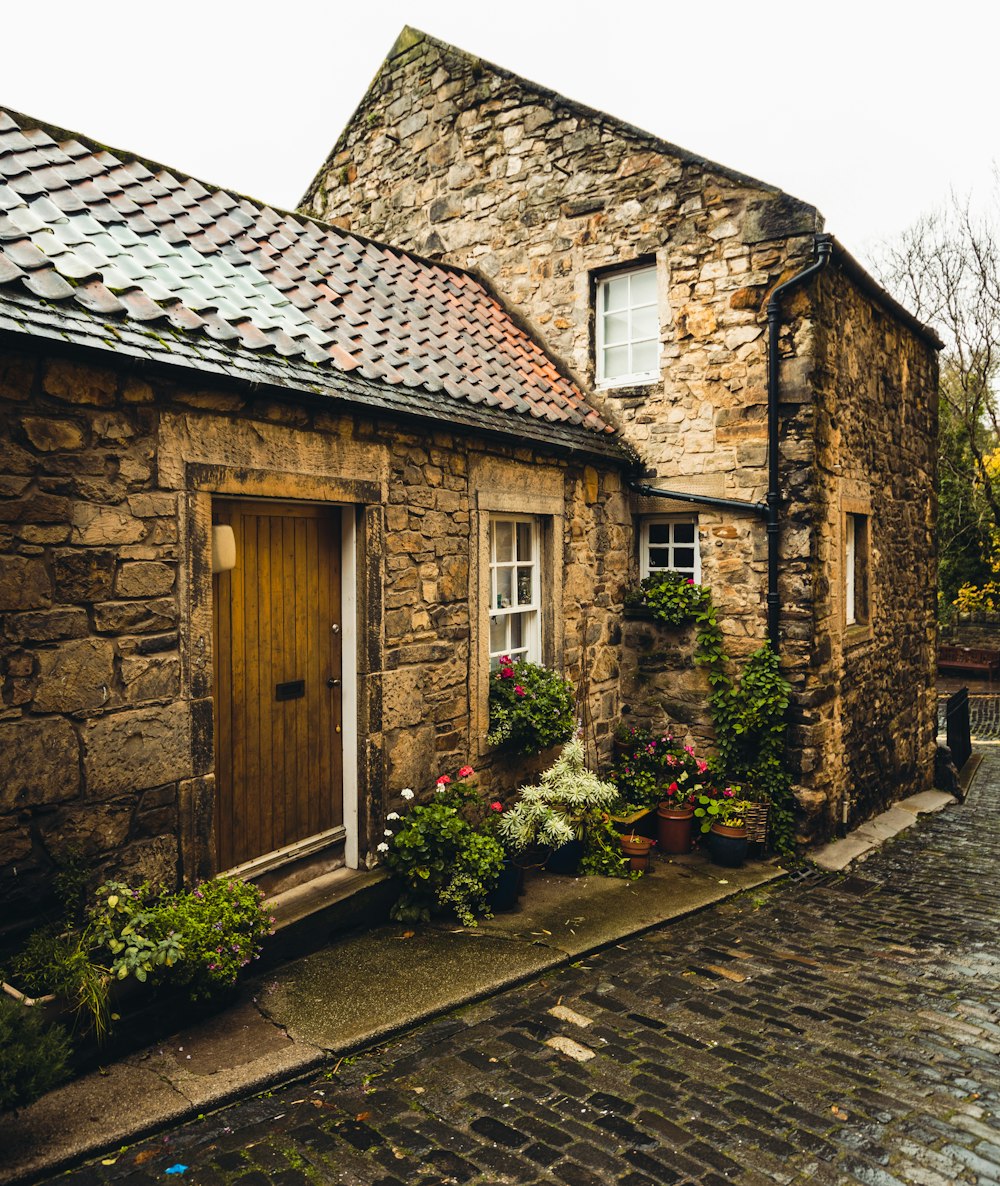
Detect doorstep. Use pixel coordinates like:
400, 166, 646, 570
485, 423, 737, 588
811, 788, 960, 872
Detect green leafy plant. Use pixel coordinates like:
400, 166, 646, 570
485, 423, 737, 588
624, 574, 795, 853
610, 725, 712, 807
0, 996, 71, 1112
381, 766, 505, 926
487, 656, 576, 755
692, 788, 748, 833
498, 737, 619, 853
580, 812, 641, 879
3, 928, 112, 1040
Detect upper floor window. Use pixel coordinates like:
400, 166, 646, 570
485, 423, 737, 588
489, 516, 540, 664
641, 517, 700, 582
596, 265, 660, 387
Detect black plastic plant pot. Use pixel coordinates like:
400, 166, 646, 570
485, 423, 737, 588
487, 860, 524, 911
544, 839, 584, 875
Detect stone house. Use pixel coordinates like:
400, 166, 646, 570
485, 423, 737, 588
0, 27, 940, 928
302, 28, 942, 840
0, 107, 631, 926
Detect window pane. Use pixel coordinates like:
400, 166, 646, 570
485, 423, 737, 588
493, 519, 513, 563
509, 613, 524, 650
647, 522, 671, 544
516, 521, 533, 561
603, 345, 629, 379
631, 305, 658, 340
648, 548, 672, 568
516, 567, 533, 606
603, 311, 629, 346
673, 522, 695, 543
490, 616, 507, 654
631, 339, 659, 374
673, 548, 695, 570
495, 567, 513, 608
630, 267, 657, 303
603, 275, 629, 311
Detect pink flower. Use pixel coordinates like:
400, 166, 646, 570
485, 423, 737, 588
684, 745, 695, 756
490, 801, 503, 812
436, 775, 452, 786
723, 787, 734, 798
696, 759, 708, 774
514, 685, 526, 697
665, 754, 677, 767
500, 665, 515, 679
687, 578, 695, 585
458, 765, 475, 778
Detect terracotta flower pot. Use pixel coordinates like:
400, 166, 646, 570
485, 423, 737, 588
708, 821, 749, 867
656, 803, 694, 854
619, 834, 656, 874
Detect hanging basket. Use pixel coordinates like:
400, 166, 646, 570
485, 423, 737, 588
745, 800, 770, 846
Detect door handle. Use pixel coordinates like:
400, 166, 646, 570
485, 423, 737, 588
327, 677, 341, 689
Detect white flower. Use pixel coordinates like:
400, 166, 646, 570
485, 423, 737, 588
377, 842, 389, 853
384, 828, 393, 837
400, 788, 414, 800
387, 812, 400, 821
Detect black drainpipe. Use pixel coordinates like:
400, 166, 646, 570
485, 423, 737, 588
628, 233, 833, 650
764, 234, 833, 646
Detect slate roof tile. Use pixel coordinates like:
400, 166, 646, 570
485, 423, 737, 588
0, 106, 615, 441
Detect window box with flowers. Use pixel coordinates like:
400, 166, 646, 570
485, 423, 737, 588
486, 655, 576, 756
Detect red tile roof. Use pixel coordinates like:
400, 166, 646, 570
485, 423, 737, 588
0, 108, 615, 444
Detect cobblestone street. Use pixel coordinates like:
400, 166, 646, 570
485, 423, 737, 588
42, 751, 1000, 1186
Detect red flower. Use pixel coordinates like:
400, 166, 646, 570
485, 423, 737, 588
458, 765, 474, 778
514, 685, 526, 697
490, 801, 503, 812
668, 781, 679, 793
436, 775, 452, 786
500, 665, 515, 679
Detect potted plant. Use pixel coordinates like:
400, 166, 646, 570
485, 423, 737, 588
379, 766, 506, 926
699, 791, 752, 867
498, 737, 618, 875
1, 876, 273, 1045
619, 833, 656, 874
657, 782, 696, 855
487, 655, 576, 756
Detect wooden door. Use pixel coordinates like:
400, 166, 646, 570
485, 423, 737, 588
213, 499, 343, 870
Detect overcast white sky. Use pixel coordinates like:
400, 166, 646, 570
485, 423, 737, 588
3, 1, 996, 267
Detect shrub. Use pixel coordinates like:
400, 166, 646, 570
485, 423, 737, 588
610, 726, 712, 808
487, 656, 576, 755
499, 738, 618, 852
0, 996, 71, 1112
381, 767, 505, 926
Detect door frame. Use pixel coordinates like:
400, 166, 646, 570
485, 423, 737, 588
210, 498, 360, 877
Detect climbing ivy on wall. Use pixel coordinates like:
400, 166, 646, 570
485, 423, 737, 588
625, 574, 795, 854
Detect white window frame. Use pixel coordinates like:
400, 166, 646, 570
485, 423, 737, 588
640, 516, 701, 582
489, 515, 540, 664
595, 264, 660, 388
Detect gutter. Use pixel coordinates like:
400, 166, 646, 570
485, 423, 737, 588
764, 234, 834, 645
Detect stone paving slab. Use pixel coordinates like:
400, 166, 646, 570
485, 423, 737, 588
811, 788, 957, 871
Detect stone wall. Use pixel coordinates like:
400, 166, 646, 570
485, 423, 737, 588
806, 267, 939, 831
0, 344, 629, 928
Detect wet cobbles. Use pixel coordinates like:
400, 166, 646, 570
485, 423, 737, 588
42, 749, 1000, 1186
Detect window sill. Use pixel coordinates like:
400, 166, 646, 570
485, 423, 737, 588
596, 376, 660, 393
844, 622, 873, 650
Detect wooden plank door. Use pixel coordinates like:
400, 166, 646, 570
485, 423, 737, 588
213, 499, 343, 870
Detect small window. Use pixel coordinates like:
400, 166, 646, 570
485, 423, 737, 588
596, 265, 660, 387
845, 512, 870, 626
489, 516, 540, 664
640, 517, 700, 581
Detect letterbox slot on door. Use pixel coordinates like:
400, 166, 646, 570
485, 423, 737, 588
275, 680, 305, 701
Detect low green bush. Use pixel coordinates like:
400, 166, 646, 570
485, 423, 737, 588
0, 996, 71, 1113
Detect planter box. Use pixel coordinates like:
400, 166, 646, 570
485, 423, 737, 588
609, 807, 658, 840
